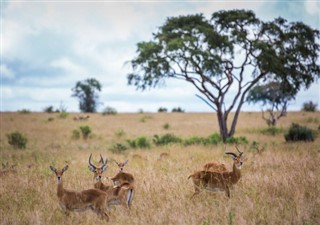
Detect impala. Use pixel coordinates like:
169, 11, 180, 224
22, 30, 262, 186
50, 165, 109, 220
111, 160, 135, 187
188, 146, 244, 198
88, 155, 134, 209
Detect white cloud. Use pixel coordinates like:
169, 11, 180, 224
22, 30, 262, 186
1, 64, 15, 79
304, 1, 320, 15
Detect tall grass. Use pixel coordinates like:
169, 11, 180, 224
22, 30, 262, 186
0, 112, 319, 225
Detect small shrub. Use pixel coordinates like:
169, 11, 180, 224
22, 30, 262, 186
79, 125, 91, 140
43, 105, 55, 113
127, 136, 150, 149
285, 123, 315, 142
115, 129, 126, 138
7, 132, 28, 149
102, 106, 117, 115
225, 136, 248, 144
153, 133, 182, 146
172, 107, 185, 113
18, 109, 31, 114
183, 136, 208, 146
158, 107, 168, 113
47, 117, 55, 122
260, 126, 282, 136
72, 129, 80, 140
302, 101, 317, 112
163, 123, 170, 130
207, 133, 222, 144
58, 112, 69, 119
109, 143, 128, 153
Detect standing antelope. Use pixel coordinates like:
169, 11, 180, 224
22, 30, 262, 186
111, 160, 135, 187
49, 165, 109, 220
88, 155, 134, 209
188, 146, 244, 198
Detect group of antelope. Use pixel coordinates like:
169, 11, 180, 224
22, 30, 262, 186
50, 146, 244, 221
49, 154, 134, 221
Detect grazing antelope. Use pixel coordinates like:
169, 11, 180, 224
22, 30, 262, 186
49, 165, 109, 220
188, 146, 244, 198
202, 161, 227, 172
88, 155, 134, 209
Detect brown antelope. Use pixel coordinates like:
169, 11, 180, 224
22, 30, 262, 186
188, 146, 244, 198
49, 165, 109, 220
88, 155, 134, 209
202, 161, 227, 172
111, 160, 135, 187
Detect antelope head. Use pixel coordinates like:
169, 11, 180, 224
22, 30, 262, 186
115, 160, 128, 172
88, 154, 108, 181
225, 145, 244, 170
50, 165, 69, 183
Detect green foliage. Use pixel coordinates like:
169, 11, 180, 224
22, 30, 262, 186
71, 78, 102, 113
302, 101, 318, 112
109, 143, 128, 154
260, 126, 283, 135
128, 9, 320, 141
163, 123, 170, 130
102, 106, 117, 115
285, 123, 315, 142
153, 133, 182, 146
71, 129, 80, 140
158, 107, 168, 112
225, 136, 248, 144
43, 105, 55, 113
127, 136, 151, 149
172, 107, 185, 113
79, 125, 91, 140
183, 136, 209, 146
207, 133, 222, 144
58, 112, 69, 119
18, 109, 31, 114
115, 129, 126, 138
6, 132, 28, 149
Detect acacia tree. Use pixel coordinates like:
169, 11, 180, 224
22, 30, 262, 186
71, 78, 102, 113
247, 82, 295, 126
127, 10, 319, 141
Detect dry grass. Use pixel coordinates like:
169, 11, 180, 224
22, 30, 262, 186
0, 111, 320, 225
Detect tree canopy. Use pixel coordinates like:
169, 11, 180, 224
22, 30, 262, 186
127, 9, 320, 141
71, 78, 102, 113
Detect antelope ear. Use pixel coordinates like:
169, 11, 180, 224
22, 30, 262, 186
101, 164, 108, 172
88, 165, 96, 172
124, 160, 128, 166
62, 165, 69, 173
50, 166, 56, 173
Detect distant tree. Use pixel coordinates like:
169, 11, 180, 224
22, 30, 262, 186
247, 81, 295, 126
71, 78, 102, 113
172, 107, 185, 113
302, 101, 318, 112
158, 107, 168, 112
127, 10, 320, 141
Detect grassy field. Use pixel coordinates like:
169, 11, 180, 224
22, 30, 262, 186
0, 111, 320, 225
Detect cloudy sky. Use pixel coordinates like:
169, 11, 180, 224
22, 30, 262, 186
1, 0, 319, 113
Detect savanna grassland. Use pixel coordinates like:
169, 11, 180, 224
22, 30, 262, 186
0, 111, 320, 225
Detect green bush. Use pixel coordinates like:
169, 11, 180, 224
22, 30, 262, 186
171, 107, 185, 113
207, 133, 222, 144
79, 126, 91, 139
102, 106, 117, 115
7, 132, 28, 149
18, 109, 31, 114
260, 126, 282, 136
158, 107, 168, 112
72, 129, 80, 140
163, 123, 170, 130
183, 136, 208, 146
109, 143, 128, 153
302, 101, 317, 112
58, 112, 69, 119
127, 136, 151, 149
153, 133, 182, 146
285, 123, 315, 142
225, 136, 248, 144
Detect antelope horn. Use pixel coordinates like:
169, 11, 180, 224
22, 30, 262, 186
235, 145, 243, 155
99, 154, 105, 165
88, 153, 96, 169
225, 152, 238, 158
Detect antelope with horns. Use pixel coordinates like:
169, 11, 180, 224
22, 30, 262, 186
88, 154, 134, 209
188, 146, 244, 198
50, 165, 109, 220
